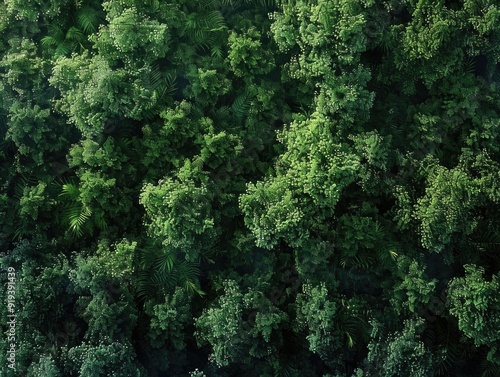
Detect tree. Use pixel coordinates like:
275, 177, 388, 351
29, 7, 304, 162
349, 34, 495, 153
448, 265, 500, 365
195, 279, 287, 371
362, 319, 436, 377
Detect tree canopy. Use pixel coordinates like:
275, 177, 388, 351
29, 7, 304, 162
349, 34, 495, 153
1, 0, 499, 376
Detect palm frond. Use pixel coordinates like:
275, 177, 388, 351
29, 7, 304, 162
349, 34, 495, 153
211, 44, 223, 58
58, 180, 97, 237
60, 182, 80, 200
136, 269, 166, 301
231, 89, 252, 119
274, 352, 297, 377
145, 0, 160, 13
177, 260, 204, 295
136, 244, 204, 300
92, 210, 108, 231
184, 11, 226, 47
150, 269, 177, 289
140, 67, 177, 120
491, 63, 500, 84
480, 357, 500, 377
464, 57, 476, 77
76, 6, 101, 34
471, 226, 500, 252
66, 27, 85, 43
335, 298, 371, 348
153, 250, 175, 274
66, 205, 92, 237
246, 0, 278, 8
200, 11, 226, 31
41, 36, 58, 47
54, 41, 74, 56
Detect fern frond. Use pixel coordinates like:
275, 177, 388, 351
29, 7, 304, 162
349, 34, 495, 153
153, 250, 175, 274
200, 11, 225, 30
41, 36, 58, 47
92, 211, 108, 231
76, 6, 101, 34
54, 41, 73, 56
136, 243, 204, 299
211, 44, 223, 58
66, 27, 85, 43
184, 11, 226, 47
479, 357, 500, 377
60, 182, 80, 200
63, 204, 91, 237
145, 0, 160, 13
231, 90, 252, 119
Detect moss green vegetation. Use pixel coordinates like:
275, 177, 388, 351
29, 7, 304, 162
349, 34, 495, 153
1, 0, 499, 376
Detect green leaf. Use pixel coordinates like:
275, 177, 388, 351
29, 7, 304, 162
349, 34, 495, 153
76, 6, 100, 34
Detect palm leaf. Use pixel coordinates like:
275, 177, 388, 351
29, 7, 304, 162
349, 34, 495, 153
54, 41, 73, 56
231, 89, 252, 119
76, 6, 101, 34
464, 57, 476, 76
153, 250, 175, 274
92, 211, 108, 231
136, 244, 204, 299
60, 182, 80, 200
145, 0, 160, 13
211, 44, 223, 58
471, 226, 500, 252
480, 357, 500, 377
58, 180, 95, 237
42, 26, 65, 48
65, 27, 85, 43
247, 0, 278, 8
68, 205, 92, 237
41, 36, 58, 47
199, 11, 225, 31
140, 66, 177, 120
184, 11, 226, 46
150, 269, 177, 289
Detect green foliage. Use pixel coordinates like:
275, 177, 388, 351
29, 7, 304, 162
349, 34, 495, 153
391, 258, 437, 315
448, 265, 500, 355
413, 158, 483, 253
6, 103, 51, 162
140, 162, 218, 262
240, 113, 361, 250
19, 181, 50, 220
97, 4, 170, 64
27, 355, 62, 377
58, 180, 107, 237
144, 287, 192, 350
1, 0, 500, 375
363, 319, 435, 377
76, 6, 102, 34
66, 341, 145, 377
296, 283, 340, 357
182, 10, 226, 48
296, 283, 369, 367
136, 242, 204, 298
195, 279, 287, 368
0, 248, 71, 376
227, 27, 274, 77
